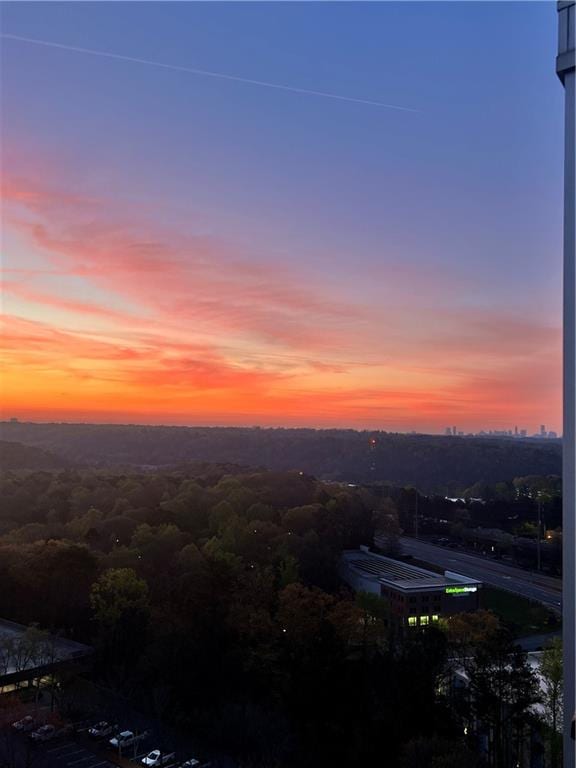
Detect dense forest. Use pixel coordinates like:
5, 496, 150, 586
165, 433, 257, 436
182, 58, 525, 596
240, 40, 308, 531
0, 421, 562, 493
0, 465, 561, 766
0, 440, 69, 471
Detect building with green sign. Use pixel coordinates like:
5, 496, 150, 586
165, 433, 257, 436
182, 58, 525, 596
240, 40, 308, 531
341, 547, 481, 628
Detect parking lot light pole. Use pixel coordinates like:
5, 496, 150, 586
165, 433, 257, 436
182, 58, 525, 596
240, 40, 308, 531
537, 497, 542, 571
556, 3, 575, 767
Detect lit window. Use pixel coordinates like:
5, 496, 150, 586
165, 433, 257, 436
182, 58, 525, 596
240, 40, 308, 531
432, 615, 439, 622
408, 617, 417, 627
420, 616, 429, 625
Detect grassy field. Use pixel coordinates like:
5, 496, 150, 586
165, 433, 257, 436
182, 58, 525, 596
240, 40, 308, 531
479, 586, 560, 637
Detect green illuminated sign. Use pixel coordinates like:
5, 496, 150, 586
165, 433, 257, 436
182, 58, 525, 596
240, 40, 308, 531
445, 585, 477, 595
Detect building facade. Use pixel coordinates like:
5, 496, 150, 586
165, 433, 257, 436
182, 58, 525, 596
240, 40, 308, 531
341, 547, 481, 628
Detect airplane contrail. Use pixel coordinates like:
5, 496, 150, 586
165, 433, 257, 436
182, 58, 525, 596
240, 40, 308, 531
1, 32, 420, 113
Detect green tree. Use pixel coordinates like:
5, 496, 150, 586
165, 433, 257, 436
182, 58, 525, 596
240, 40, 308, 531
90, 568, 149, 667
282, 505, 321, 535
207, 500, 235, 536
64, 506, 103, 542
91, 568, 149, 626
355, 591, 389, 655
244, 502, 276, 523
10, 541, 98, 630
160, 484, 208, 537
131, 523, 186, 574
278, 554, 299, 588
467, 635, 540, 768
541, 637, 562, 766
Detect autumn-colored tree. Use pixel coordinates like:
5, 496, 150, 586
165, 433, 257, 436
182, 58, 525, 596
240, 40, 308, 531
277, 583, 335, 649
445, 609, 500, 644
326, 598, 364, 648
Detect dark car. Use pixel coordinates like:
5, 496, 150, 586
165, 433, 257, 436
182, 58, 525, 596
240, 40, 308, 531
88, 721, 115, 738
30, 725, 56, 743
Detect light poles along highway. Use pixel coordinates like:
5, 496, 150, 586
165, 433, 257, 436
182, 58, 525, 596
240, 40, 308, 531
556, 3, 575, 766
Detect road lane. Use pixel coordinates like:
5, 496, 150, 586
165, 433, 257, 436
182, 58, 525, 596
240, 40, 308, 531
390, 536, 562, 611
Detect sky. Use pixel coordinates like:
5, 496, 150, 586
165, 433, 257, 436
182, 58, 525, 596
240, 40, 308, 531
0, 1, 564, 433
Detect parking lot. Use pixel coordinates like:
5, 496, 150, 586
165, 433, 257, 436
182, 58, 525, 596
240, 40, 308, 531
3, 730, 122, 768
3, 726, 211, 768
42, 740, 117, 768
2, 697, 218, 768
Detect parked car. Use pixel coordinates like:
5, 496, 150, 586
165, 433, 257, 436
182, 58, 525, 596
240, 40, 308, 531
180, 760, 201, 767
88, 721, 115, 738
141, 749, 176, 766
109, 730, 148, 749
12, 716, 35, 732
30, 725, 56, 742
110, 730, 135, 749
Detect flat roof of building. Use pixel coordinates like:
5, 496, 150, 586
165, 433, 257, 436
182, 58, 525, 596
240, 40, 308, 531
342, 548, 482, 593
0, 619, 92, 681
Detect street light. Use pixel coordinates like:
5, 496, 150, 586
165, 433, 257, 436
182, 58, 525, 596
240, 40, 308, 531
537, 496, 542, 572
556, 3, 575, 766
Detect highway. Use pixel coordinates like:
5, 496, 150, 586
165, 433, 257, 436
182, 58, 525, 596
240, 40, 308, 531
391, 536, 562, 612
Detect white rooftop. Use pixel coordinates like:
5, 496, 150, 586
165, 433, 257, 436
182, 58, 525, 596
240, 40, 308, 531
342, 548, 482, 592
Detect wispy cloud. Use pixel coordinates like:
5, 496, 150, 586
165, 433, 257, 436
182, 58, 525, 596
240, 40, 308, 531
4, 172, 368, 354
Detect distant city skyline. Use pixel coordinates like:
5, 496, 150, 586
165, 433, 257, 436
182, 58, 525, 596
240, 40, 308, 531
443, 424, 560, 439
0, 3, 563, 432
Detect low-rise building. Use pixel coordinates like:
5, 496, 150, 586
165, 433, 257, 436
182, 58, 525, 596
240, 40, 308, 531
341, 546, 481, 628
0, 619, 92, 693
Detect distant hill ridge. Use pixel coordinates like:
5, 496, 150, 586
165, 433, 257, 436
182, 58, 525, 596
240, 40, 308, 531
0, 439, 70, 470
0, 421, 561, 493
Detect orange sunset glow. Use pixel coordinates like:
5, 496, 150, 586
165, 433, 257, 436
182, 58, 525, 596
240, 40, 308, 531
1, 168, 561, 433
